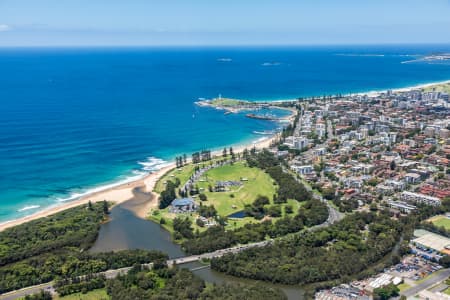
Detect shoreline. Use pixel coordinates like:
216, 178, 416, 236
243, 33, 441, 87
355, 79, 450, 98
239, 78, 450, 102
1, 78, 448, 232
0, 134, 279, 232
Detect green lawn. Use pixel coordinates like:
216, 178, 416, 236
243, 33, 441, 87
150, 161, 299, 234
56, 289, 109, 300
431, 215, 450, 230
444, 287, 450, 295
195, 161, 277, 216
154, 164, 195, 194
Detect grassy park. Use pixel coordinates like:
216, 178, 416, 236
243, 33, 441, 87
150, 159, 301, 234
429, 215, 450, 230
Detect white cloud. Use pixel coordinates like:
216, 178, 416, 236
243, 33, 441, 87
0, 24, 11, 32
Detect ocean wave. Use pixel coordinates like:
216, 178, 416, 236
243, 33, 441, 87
217, 58, 232, 62
18, 205, 41, 212
138, 156, 172, 172
56, 157, 169, 203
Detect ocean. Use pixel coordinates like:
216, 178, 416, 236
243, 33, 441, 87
1, 45, 450, 222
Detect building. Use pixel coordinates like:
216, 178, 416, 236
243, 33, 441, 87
387, 200, 417, 214
169, 198, 197, 213
404, 172, 422, 184
292, 165, 314, 175
293, 137, 309, 150
401, 191, 441, 206
385, 179, 406, 191
412, 229, 450, 255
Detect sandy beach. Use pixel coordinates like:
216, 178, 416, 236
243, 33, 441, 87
0, 134, 280, 232
357, 79, 450, 98
1, 77, 446, 232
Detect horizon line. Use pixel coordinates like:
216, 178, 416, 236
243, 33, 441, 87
1, 42, 450, 49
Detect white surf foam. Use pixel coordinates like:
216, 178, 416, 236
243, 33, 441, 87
138, 156, 172, 172
18, 205, 41, 212
56, 157, 170, 203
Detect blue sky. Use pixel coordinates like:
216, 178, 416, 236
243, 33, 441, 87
1, 0, 450, 46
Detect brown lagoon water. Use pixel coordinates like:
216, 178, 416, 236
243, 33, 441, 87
91, 196, 305, 299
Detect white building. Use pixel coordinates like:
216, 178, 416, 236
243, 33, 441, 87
401, 191, 441, 206
387, 200, 417, 214
292, 165, 314, 175
293, 137, 309, 150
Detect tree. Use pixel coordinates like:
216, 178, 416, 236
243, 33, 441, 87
223, 147, 227, 157
173, 217, 194, 239
196, 218, 205, 227
390, 160, 396, 171
230, 147, 235, 159
103, 200, 109, 215
373, 284, 399, 300
199, 193, 208, 201
24, 290, 52, 300
284, 205, 293, 214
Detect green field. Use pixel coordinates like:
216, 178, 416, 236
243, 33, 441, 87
56, 289, 109, 300
195, 161, 276, 216
430, 215, 450, 230
150, 160, 297, 233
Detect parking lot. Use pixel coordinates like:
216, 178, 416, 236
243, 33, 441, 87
389, 255, 443, 281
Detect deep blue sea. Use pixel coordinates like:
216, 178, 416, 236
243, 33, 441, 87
1, 45, 450, 222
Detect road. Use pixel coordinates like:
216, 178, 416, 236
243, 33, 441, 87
401, 268, 450, 297
168, 240, 271, 266
282, 165, 344, 226
0, 283, 54, 300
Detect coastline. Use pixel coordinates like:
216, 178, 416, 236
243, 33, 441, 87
354, 79, 450, 98
0, 134, 279, 232
1, 77, 448, 232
